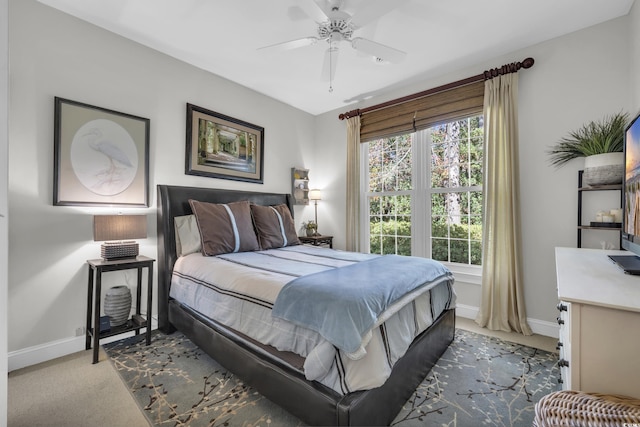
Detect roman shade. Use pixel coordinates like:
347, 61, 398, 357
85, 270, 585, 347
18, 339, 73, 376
359, 81, 484, 142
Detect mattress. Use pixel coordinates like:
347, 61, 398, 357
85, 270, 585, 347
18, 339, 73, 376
170, 245, 456, 394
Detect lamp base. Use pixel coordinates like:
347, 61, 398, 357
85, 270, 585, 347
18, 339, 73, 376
101, 241, 139, 260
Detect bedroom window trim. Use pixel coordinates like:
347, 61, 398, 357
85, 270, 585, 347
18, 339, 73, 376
360, 116, 483, 285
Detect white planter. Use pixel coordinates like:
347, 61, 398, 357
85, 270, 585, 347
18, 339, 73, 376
583, 152, 623, 185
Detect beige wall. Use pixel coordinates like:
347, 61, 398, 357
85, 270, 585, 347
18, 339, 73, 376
633, 0, 640, 107
7, 0, 639, 371
1, 0, 8, 420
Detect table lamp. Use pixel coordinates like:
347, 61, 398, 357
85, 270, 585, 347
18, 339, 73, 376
93, 214, 147, 260
309, 189, 322, 236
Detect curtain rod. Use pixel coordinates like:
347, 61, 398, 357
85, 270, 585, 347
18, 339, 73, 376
338, 57, 535, 120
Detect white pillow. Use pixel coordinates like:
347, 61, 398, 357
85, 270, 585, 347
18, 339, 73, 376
174, 214, 201, 257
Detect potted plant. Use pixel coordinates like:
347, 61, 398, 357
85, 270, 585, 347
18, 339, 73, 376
548, 112, 628, 185
304, 220, 317, 237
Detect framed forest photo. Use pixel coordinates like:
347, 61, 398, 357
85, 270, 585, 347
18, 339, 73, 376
53, 97, 150, 207
185, 103, 264, 184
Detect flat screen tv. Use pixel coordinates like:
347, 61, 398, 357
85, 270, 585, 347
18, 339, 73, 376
612, 111, 640, 273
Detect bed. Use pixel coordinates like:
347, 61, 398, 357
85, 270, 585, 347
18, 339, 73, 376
156, 184, 456, 426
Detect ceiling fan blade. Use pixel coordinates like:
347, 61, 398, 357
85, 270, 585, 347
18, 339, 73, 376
257, 37, 319, 51
349, 0, 409, 28
298, 0, 330, 23
287, 6, 310, 21
351, 37, 406, 63
321, 47, 339, 81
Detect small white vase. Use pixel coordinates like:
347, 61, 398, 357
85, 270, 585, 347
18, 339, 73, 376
104, 286, 131, 327
583, 152, 623, 185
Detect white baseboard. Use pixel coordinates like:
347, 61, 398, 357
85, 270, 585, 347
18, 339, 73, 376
8, 318, 158, 372
527, 318, 559, 339
455, 303, 559, 339
454, 303, 480, 320
8, 335, 85, 372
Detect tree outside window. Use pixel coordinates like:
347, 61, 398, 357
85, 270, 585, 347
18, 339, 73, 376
365, 116, 483, 265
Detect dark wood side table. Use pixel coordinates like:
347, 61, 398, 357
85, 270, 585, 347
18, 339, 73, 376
86, 255, 155, 364
299, 235, 333, 248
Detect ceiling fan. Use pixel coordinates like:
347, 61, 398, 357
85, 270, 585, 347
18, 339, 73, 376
259, 0, 409, 92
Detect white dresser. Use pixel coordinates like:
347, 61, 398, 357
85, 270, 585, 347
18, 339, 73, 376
555, 247, 640, 398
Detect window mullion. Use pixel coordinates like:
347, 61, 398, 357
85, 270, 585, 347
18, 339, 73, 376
412, 129, 429, 258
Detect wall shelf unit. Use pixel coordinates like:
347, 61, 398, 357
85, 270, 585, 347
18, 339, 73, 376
577, 169, 622, 248
291, 167, 309, 205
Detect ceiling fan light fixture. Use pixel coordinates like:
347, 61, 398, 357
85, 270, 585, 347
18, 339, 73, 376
317, 19, 353, 41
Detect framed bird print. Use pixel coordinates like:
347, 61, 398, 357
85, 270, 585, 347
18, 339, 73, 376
53, 97, 150, 206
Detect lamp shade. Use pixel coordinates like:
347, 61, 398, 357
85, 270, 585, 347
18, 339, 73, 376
93, 215, 147, 242
309, 189, 322, 201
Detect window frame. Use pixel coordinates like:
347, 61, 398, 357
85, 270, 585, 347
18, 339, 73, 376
360, 119, 483, 285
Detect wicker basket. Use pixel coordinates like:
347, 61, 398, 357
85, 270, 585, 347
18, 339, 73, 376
533, 390, 640, 427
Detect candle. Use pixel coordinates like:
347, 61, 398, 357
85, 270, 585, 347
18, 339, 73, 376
610, 208, 623, 223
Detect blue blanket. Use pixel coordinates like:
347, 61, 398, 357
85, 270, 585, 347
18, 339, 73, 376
271, 255, 452, 354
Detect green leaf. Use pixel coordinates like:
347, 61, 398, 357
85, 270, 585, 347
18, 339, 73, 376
547, 112, 628, 167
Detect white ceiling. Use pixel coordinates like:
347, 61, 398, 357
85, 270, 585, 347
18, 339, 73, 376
37, 0, 634, 116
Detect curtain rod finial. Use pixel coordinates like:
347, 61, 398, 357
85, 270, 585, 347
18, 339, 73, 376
339, 109, 361, 121
522, 57, 534, 69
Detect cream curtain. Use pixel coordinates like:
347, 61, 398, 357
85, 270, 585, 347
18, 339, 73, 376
475, 73, 532, 335
346, 116, 361, 252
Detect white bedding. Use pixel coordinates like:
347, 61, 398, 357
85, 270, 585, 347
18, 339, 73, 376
170, 245, 456, 394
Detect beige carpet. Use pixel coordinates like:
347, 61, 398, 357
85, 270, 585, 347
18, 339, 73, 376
8, 347, 149, 427
456, 317, 557, 352
7, 318, 556, 427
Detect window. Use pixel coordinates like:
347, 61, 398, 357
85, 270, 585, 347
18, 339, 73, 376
363, 115, 483, 268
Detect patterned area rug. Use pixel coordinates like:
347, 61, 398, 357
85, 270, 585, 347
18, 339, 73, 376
104, 328, 559, 427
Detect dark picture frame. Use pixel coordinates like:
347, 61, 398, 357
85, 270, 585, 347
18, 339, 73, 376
53, 97, 150, 207
185, 103, 264, 184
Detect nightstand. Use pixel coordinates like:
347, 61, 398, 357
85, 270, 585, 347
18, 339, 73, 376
86, 255, 155, 364
299, 235, 333, 248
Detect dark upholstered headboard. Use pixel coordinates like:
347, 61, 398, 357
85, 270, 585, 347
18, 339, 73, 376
156, 185, 294, 332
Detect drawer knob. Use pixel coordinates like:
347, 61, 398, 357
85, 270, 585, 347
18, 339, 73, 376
557, 316, 564, 325
558, 359, 569, 368
557, 303, 568, 312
